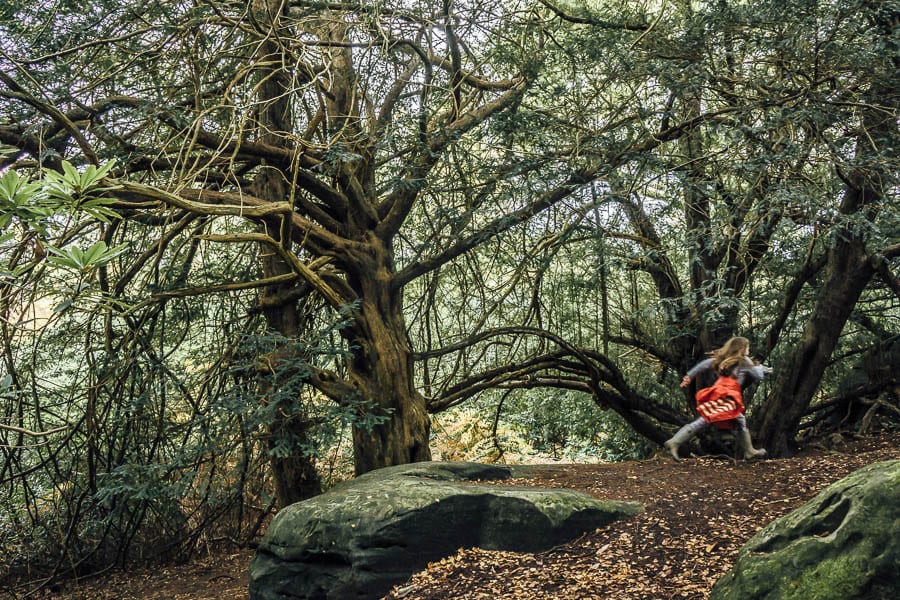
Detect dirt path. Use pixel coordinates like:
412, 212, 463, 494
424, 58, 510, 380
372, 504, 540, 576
37, 431, 900, 600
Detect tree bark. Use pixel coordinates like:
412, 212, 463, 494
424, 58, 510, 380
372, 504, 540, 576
343, 237, 432, 475
756, 219, 876, 455
251, 0, 321, 505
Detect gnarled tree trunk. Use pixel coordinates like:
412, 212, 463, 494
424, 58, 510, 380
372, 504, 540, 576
343, 237, 432, 475
756, 4, 898, 453
756, 206, 876, 455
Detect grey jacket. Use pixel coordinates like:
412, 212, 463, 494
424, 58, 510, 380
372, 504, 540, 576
687, 357, 769, 387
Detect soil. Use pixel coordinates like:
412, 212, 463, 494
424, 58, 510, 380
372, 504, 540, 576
32, 430, 900, 600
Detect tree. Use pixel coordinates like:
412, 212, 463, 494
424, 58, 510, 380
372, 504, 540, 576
10, 0, 762, 479
2, 0, 555, 487
3, 0, 897, 508
755, 0, 900, 454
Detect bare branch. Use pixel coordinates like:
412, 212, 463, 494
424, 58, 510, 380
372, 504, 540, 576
0, 423, 72, 439
536, 0, 648, 30
198, 232, 351, 308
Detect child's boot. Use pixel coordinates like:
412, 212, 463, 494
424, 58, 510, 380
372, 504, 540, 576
740, 429, 767, 459
663, 424, 696, 461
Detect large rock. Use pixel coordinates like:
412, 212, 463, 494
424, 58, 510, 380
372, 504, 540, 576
711, 459, 900, 600
249, 461, 642, 600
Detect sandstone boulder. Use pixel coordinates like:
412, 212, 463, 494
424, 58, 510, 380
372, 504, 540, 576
710, 459, 900, 600
249, 461, 642, 600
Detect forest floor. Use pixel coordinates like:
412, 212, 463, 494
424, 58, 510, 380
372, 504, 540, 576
34, 429, 900, 600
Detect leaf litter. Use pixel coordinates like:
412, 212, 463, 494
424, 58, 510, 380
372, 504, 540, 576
40, 431, 900, 600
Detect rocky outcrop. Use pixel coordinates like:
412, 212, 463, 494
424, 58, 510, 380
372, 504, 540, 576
249, 461, 642, 600
711, 459, 900, 600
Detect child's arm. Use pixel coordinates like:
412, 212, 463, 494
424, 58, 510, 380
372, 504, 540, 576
742, 357, 773, 383
681, 358, 714, 387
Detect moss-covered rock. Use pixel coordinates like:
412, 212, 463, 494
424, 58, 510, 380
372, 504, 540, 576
249, 461, 641, 600
710, 459, 900, 600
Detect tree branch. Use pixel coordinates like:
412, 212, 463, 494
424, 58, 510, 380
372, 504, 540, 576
395, 107, 740, 287
376, 76, 531, 239
0, 72, 99, 165
536, 0, 648, 30
0, 423, 72, 438
198, 232, 351, 309
870, 247, 900, 300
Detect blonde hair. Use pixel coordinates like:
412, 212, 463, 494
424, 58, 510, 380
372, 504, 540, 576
710, 336, 750, 375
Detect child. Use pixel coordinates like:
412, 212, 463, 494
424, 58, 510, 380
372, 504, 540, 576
664, 336, 771, 461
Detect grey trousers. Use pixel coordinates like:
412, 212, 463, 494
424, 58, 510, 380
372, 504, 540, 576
683, 414, 748, 435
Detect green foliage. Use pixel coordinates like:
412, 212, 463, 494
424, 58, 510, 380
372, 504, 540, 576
454, 389, 652, 462
0, 161, 121, 233
0, 170, 49, 229
45, 240, 130, 273
223, 315, 390, 465
0, 215, 365, 587
41, 160, 121, 222
94, 462, 188, 525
